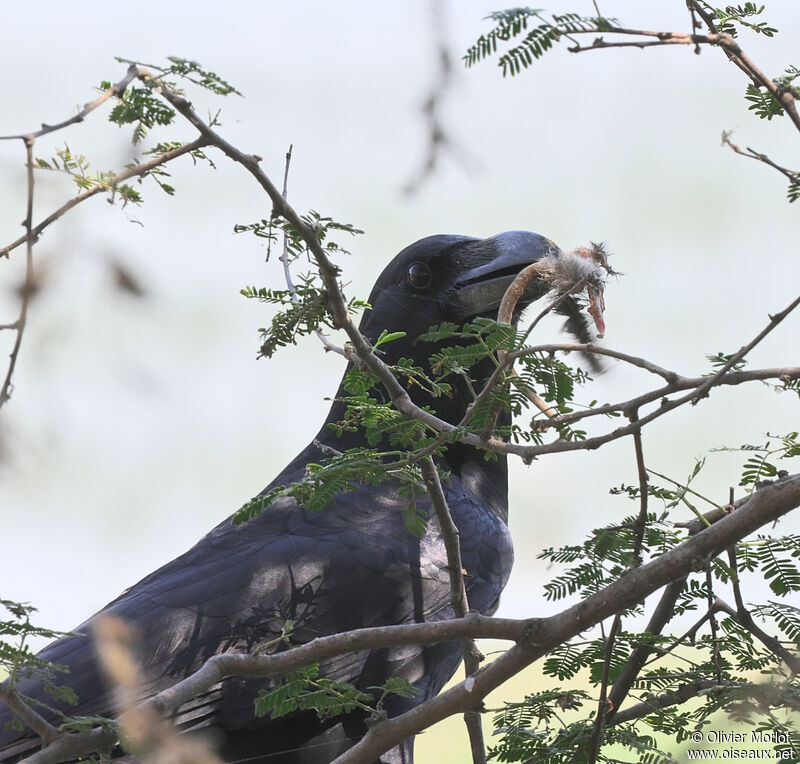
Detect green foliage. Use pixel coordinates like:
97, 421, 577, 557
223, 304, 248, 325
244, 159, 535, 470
0, 600, 74, 688
698, 2, 778, 37
751, 601, 800, 645
235, 211, 364, 261
254, 664, 372, 720
254, 664, 417, 721
464, 10, 617, 76
742, 65, 799, 128
706, 350, 747, 373
109, 86, 175, 144
114, 55, 242, 97
0, 599, 85, 731
236, 212, 365, 357
103, 56, 240, 144
493, 444, 800, 762
233, 445, 440, 540
241, 275, 332, 358
157, 56, 242, 96
788, 177, 800, 204
744, 82, 784, 120
742, 534, 800, 596
424, 317, 518, 377
538, 510, 683, 604
34, 145, 143, 206
420, 318, 592, 442
712, 432, 799, 491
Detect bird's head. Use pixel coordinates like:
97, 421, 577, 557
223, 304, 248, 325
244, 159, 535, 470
322, 230, 591, 433
360, 230, 560, 347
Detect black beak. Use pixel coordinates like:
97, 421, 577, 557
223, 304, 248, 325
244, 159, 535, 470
450, 231, 560, 320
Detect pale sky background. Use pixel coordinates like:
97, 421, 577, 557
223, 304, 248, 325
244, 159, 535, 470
1, 2, 799, 761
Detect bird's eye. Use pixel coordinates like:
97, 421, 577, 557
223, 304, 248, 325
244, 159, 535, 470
406, 261, 432, 290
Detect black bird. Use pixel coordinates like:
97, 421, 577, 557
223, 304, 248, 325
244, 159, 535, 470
0, 230, 585, 763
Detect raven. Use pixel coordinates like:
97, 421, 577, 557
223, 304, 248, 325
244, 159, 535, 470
0, 230, 579, 763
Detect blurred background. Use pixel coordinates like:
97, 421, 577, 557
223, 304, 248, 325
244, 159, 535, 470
1, 1, 798, 760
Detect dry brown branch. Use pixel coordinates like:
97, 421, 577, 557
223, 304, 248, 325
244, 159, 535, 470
419, 456, 486, 764
541, 365, 798, 431
721, 131, 800, 187
402, 0, 467, 195
587, 612, 621, 762
330, 474, 800, 764
611, 678, 725, 725
0, 138, 208, 260
19, 473, 800, 764
605, 578, 688, 724
0, 66, 138, 143
588, 410, 649, 758
0, 139, 36, 409
0, 686, 58, 747
92, 615, 223, 764
4, 57, 800, 764
714, 597, 800, 675
563, 18, 800, 133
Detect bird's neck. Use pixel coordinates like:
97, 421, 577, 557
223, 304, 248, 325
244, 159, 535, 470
314, 356, 511, 524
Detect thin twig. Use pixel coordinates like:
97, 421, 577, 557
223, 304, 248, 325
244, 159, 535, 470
540, 366, 799, 431
705, 567, 723, 683
587, 613, 621, 762
279, 144, 296, 295
0, 66, 138, 142
588, 413, 648, 757
691, 293, 800, 404
642, 605, 720, 669
0, 686, 58, 746
611, 679, 728, 724
629, 415, 650, 567
0, 138, 209, 260
721, 131, 799, 186
714, 597, 800, 676
0, 139, 36, 409
420, 456, 487, 764
18, 474, 800, 764
557, 11, 800, 134
331, 475, 800, 764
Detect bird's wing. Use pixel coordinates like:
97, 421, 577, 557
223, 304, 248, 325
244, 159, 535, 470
0, 469, 499, 754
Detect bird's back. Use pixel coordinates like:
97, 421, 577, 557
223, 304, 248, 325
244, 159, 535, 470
0, 452, 512, 762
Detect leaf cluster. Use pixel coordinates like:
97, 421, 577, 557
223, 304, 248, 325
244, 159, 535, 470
254, 663, 417, 722
716, 432, 799, 491
235, 211, 364, 262
464, 10, 617, 76
697, 2, 778, 37
493, 464, 800, 762
35, 145, 143, 206
0, 599, 81, 731
241, 274, 333, 358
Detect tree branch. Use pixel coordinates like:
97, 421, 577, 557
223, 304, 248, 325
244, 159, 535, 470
0, 138, 209, 260
20, 473, 800, 764
0, 66, 138, 143
330, 474, 800, 764
589, 412, 648, 757
0, 138, 36, 409
714, 597, 800, 676
420, 456, 486, 764
611, 678, 725, 725
0, 686, 58, 747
